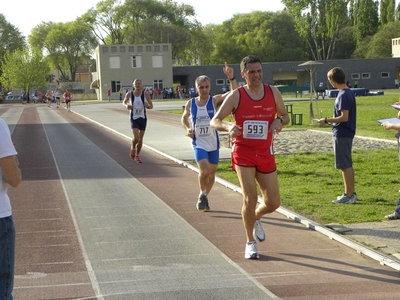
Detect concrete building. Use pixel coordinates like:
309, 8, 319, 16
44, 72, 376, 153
392, 37, 400, 58
92, 43, 173, 100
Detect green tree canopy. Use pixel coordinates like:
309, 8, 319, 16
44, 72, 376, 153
282, 0, 351, 60
0, 49, 50, 92
29, 20, 97, 82
205, 11, 306, 64
365, 20, 400, 57
0, 14, 26, 77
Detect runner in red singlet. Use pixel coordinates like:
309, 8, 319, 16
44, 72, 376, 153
210, 55, 289, 259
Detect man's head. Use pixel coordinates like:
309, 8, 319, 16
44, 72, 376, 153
327, 67, 346, 86
240, 55, 262, 72
240, 55, 263, 85
195, 75, 211, 95
132, 79, 143, 90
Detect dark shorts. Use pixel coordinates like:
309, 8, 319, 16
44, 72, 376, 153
232, 149, 276, 173
333, 136, 353, 169
130, 118, 147, 130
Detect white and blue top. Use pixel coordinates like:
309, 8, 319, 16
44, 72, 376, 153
190, 96, 219, 151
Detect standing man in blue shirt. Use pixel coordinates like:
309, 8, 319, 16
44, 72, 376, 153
318, 67, 357, 204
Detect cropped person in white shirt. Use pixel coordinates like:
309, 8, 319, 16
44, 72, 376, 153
0, 117, 22, 299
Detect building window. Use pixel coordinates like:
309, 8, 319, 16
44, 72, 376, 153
111, 46, 117, 53
120, 46, 125, 52
137, 46, 143, 52
216, 79, 225, 85
362, 73, 371, 79
132, 56, 142, 68
102, 47, 109, 53
152, 55, 163, 68
146, 45, 152, 52
111, 80, 121, 93
109, 56, 121, 69
163, 45, 169, 51
381, 72, 390, 78
351, 73, 360, 80
153, 79, 163, 90
129, 46, 134, 52
154, 45, 160, 52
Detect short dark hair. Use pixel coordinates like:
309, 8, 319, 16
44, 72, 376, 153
327, 67, 346, 85
240, 55, 262, 72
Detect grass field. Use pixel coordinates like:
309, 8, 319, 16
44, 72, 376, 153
168, 90, 400, 225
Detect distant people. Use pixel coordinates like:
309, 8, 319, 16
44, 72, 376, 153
107, 88, 111, 102
318, 67, 357, 204
123, 79, 153, 163
354, 80, 358, 88
63, 88, 72, 112
21, 90, 26, 105
395, 79, 399, 89
119, 89, 123, 101
381, 102, 400, 220
45, 90, 52, 107
211, 55, 289, 259
181, 62, 237, 212
54, 89, 61, 108
0, 117, 22, 300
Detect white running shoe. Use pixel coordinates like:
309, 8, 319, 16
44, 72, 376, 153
245, 241, 259, 259
253, 219, 265, 242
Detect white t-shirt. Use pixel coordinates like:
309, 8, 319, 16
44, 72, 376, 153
0, 118, 17, 218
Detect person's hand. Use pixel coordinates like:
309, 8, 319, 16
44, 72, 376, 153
228, 124, 242, 138
382, 121, 393, 130
186, 129, 195, 139
397, 111, 400, 119
271, 118, 283, 134
317, 118, 325, 125
223, 62, 234, 79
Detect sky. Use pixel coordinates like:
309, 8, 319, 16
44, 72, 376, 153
2, 0, 285, 38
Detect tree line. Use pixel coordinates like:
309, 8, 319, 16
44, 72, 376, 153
1, 0, 400, 93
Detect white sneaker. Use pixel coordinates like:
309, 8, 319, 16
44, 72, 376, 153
332, 193, 357, 204
253, 219, 265, 242
245, 241, 259, 259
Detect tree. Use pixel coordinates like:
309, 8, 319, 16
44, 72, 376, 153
206, 11, 306, 64
380, 0, 396, 24
0, 49, 50, 93
366, 20, 400, 57
353, 0, 379, 42
282, 0, 351, 60
0, 14, 26, 79
29, 20, 97, 82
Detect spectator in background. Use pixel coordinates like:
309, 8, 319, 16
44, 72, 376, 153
395, 79, 399, 89
107, 88, 111, 102
318, 67, 357, 205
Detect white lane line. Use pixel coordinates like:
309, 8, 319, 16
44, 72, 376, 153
40, 112, 104, 300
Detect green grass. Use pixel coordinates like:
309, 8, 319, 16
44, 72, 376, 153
168, 90, 400, 225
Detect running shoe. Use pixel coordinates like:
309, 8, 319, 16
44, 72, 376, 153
385, 211, 400, 220
245, 241, 259, 259
130, 148, 136, 159
253, 220, 265, 242
196, 194, 208, 211
332, 193, 357, 204
135, 155, 142, 163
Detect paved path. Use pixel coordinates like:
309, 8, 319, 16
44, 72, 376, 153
1, 101, 399, 300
